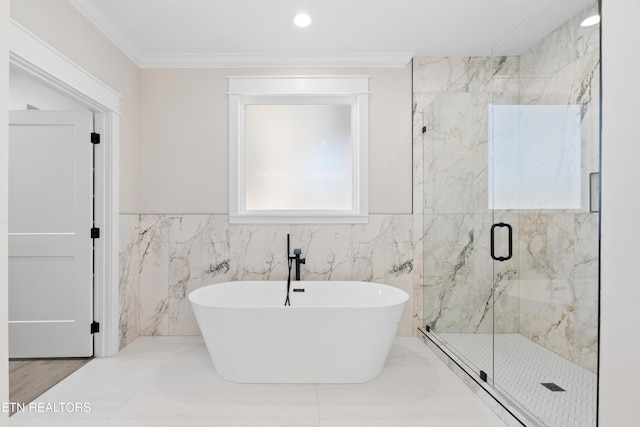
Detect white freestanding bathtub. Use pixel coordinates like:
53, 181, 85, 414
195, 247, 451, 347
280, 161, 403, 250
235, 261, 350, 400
188, 281, 408, 383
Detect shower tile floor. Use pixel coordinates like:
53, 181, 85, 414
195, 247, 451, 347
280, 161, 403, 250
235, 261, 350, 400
438, 333, 597, 427
9, 336, 507, 427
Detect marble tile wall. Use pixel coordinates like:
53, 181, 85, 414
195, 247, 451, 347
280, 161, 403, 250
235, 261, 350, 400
119, 214, 420, 347
415, 4, 600, 372
119, 215, 140, 349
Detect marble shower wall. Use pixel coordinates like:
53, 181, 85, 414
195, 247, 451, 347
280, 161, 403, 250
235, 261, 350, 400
417, 56, 522, 339
119, 213, 419, 346
516, 4, 600, 373
416, 4, 600, 372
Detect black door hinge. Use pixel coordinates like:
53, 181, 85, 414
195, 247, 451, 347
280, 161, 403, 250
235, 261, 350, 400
90, 321, 100, 334
422, 126, 427, 133
91, 132, 101, 144
91, 227, 100, 239
480, 370, 488, 382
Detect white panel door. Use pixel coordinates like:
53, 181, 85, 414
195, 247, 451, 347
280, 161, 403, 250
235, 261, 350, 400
9, 110, 94, 358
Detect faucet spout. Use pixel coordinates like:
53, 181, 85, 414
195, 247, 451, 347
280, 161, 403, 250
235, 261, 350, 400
293, 249, 305, 281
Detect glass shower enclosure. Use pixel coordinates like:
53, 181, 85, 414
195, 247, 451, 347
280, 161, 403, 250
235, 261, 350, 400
420, 2, 600, 426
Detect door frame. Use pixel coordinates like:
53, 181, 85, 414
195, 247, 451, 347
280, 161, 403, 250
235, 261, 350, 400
9, 20, 120, 357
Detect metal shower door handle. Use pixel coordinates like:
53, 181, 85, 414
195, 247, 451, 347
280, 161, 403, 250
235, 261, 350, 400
490, 222, 513, 261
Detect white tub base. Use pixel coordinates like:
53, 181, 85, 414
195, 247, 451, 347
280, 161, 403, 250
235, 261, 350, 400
189, 281, 408, 383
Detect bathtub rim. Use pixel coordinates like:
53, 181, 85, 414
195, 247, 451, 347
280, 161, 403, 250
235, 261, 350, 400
188, 280, 409, 309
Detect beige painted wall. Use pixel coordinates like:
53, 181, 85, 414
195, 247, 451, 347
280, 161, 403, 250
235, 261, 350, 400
10, 0, 141, 213
9, 0, 411, 216
1, 0, 10, 425
138, 66, 412, 214
599, 0, 640, 424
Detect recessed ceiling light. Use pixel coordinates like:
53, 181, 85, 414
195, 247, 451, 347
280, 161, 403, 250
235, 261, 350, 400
580, 14, 600, 27
294, 13, 312, 28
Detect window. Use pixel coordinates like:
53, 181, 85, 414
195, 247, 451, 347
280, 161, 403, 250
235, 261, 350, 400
488, 104, 581, 210
229, 76, 369, 223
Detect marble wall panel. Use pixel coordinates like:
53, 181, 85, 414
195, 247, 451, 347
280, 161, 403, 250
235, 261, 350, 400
470, 214, 494, 335
519, 17, 576, 78
574, 276, 598, 372
119, 215, 140, 349
574, 213, 599, 372
124, 215, 419, 342
424, 93, 475, 214
229, 224, 291, 281
519, 213, 575, 281
352, 215, 414, 335
422, 214, 475, 332
471, 92, 494, 216
472, 214, 520, 335
519, 279, 576, 362
418, 115, 434, 215
413, 57, 475, 93
446, 55, 520, 96
575, 213, 599, 283
168, 215, 230, 335
472, 145, 490, 216
578, 55, 600, 157
519, 214, 597, 366
519, 74, 575, 106
518, 214, 578, 362
139, 215, 171, 336
412, 92, 437, 215
575, 53, 600, 214
290, 224, 352, 281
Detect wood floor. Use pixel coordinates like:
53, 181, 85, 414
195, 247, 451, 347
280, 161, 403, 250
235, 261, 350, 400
9, 358, 92, 416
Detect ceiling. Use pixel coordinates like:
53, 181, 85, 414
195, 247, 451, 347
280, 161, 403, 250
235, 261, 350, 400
68, 0, 595, 68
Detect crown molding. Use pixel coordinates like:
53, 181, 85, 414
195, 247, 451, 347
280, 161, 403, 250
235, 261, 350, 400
138, 52, 414, 68
69, 0, 412, 69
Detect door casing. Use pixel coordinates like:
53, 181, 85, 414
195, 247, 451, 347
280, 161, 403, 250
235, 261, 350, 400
9, 20, 121, 357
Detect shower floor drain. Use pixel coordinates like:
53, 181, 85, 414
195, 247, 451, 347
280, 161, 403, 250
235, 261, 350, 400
541, 382, 565, 392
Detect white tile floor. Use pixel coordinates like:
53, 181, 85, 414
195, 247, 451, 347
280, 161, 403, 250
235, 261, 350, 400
438, 334, 597, 427
9, 336, 507, 427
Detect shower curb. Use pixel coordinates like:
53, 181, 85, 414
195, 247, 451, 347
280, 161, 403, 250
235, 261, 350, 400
418, 328, 542, 427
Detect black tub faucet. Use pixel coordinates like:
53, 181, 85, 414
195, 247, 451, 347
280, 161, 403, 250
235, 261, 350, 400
292, 248, 305, 281
286, 234, 306, 282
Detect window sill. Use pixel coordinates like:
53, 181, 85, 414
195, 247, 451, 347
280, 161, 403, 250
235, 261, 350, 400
229, 213, 369, 224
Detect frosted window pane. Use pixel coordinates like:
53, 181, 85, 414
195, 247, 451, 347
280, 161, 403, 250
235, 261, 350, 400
245, 105, 352, 210
488, 104, 581, 210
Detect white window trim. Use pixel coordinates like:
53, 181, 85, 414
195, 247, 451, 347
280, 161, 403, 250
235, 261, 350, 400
228, 76, 369, 224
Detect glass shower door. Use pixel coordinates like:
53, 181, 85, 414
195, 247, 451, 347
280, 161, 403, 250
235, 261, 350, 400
489, 2, 600, 426
421, 1, 600, 426
421, 57, 497, 381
